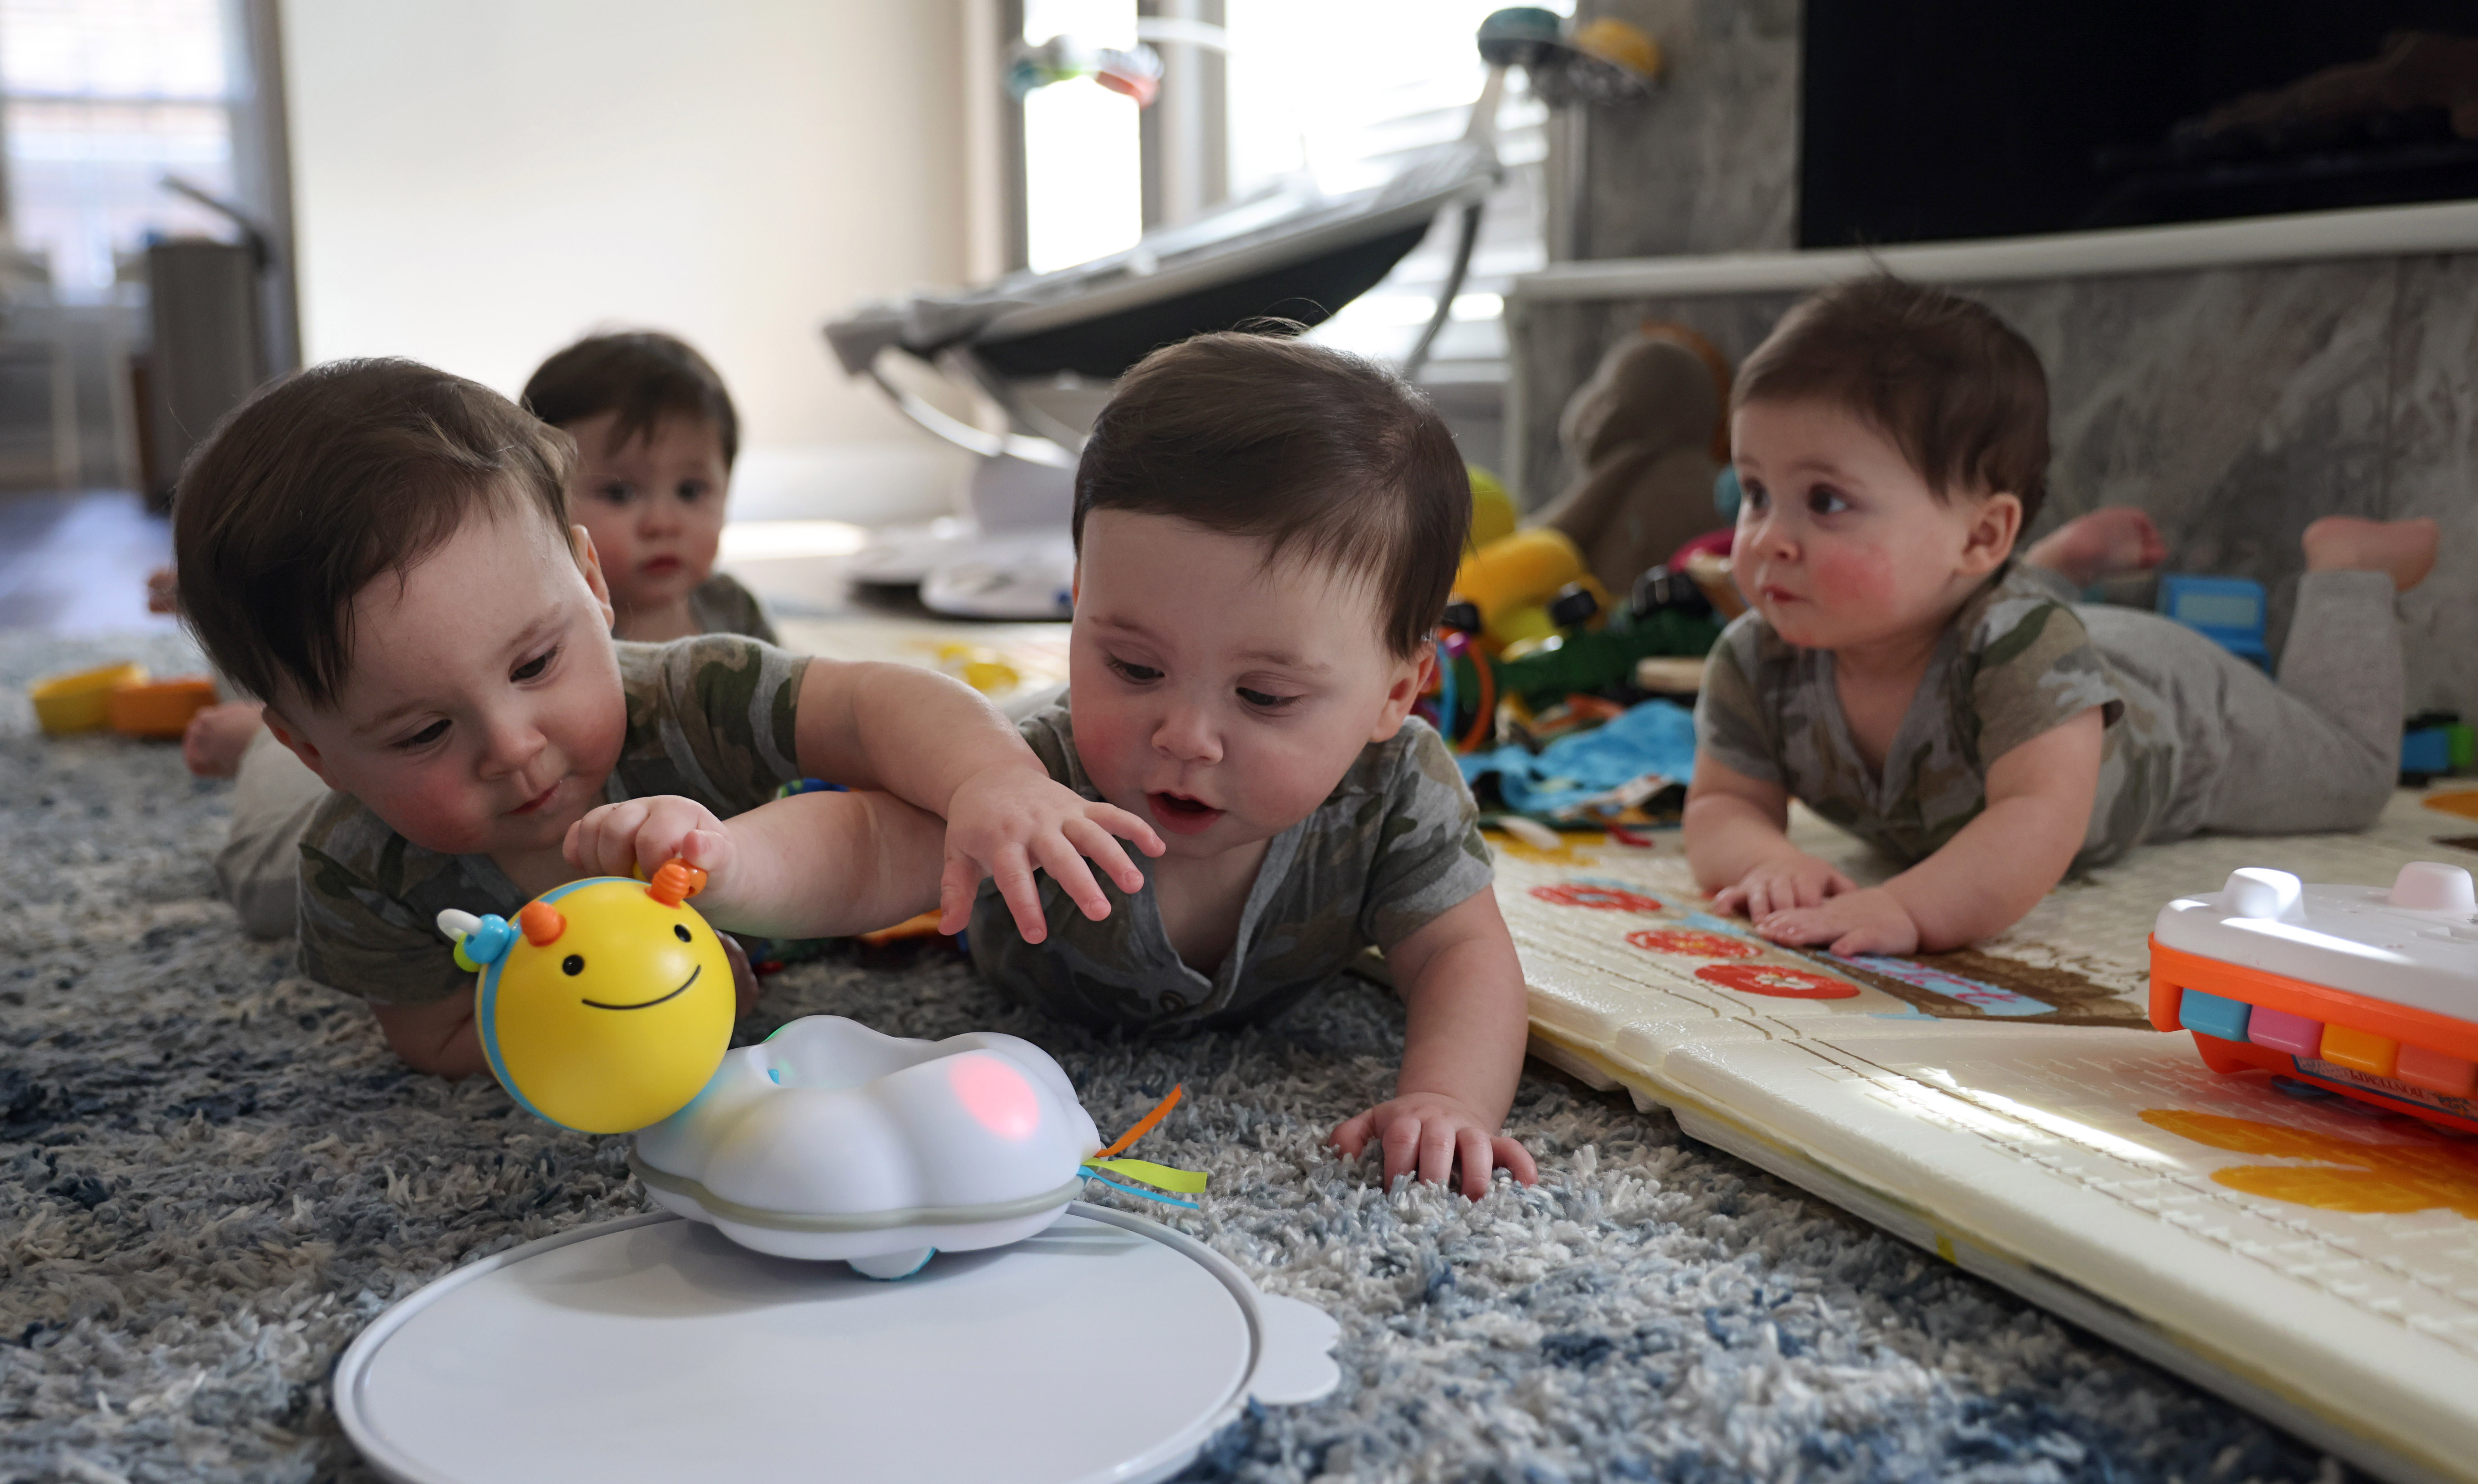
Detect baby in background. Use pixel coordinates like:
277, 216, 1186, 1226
174, 358, 1158, 1076
570, 332, 1538, 1198
1687, 274, 2439, 956
521, 331, 773, 644
181, 329, 778, 938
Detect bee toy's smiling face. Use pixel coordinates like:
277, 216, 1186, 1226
477, 877, 736, 1133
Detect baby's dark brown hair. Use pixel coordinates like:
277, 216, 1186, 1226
1734, 273, 2051, 527
174, 359, 573, 709
522, 330, 739, 465
1072, 329, 1469, 659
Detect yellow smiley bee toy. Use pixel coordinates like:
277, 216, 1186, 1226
436, 860, 736, 1134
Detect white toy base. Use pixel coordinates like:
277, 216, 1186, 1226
335, 1205, 1340, 1484
634, 1167, 1073, 1269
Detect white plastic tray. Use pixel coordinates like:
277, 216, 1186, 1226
335, 1204, 1340, 1484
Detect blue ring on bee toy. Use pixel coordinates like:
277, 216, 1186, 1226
454, 914, 517, 973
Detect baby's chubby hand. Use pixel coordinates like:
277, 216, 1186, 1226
1711, 852, 1856, 921
1752, 885, 1919, 958
939, 763, 1165, 943
564, 796, 737, 905
1330, 1092, 1538, 1200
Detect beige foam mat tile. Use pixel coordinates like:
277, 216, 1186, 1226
1495, 789, 2478, 1484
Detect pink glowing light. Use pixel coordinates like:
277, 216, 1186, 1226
950, 1053, 1040, 1140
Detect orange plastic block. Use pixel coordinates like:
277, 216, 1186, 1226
107, 677, 218, 738
2317, 1023, 2398, 1078
2397, 1043, 2478, 1098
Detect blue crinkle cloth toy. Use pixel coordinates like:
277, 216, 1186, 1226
1455, 697, 1698, 819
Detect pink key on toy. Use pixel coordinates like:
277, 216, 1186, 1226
2246, 1006, 2324, 1057
2396, 1043, 2478, 1098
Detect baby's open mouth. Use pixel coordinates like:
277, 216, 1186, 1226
1147, 791, 1223, 836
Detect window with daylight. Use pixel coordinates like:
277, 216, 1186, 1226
0, 0, 245, 302
1012, 0, 1548, 367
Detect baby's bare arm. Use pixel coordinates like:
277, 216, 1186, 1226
1685, 755, 1856, 915
372, 987, 486, 1079
790, 658, 1159, 937
1683, 755, 1795, 890
1881, 707, 2101, 949
1755, 707, 2104, 956
569, 789, 945, 940
1329, 891, 1539, 1198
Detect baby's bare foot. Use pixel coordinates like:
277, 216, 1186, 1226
2301, 515, 2439, 591
182, 700, 265, 779
2023, 507, 2167, 587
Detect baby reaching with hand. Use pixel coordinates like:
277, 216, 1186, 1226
1686, 274, 2439, 955
571, 331, 1539, 1198
175, 330, 782, 939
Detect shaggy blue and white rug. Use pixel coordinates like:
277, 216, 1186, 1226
0, 632, 2347, 1483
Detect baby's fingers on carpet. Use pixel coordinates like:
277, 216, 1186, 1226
1456, 1126, 1493, 1198
1492, 1135, 1539, 1185
1420, 1121, 1459, 1190
1328, 1111, 1374, 1157
1381, 1115, 1423, 1187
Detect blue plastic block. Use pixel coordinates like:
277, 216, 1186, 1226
2404, 727, 2452, 777
2177, 987, 2253, 1042
2156, 574, 2270, 668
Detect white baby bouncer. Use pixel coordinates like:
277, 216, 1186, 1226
820, 6, 1656, 618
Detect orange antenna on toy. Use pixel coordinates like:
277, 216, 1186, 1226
1092, 1084, 1183, 1160
646, 858, 707, 907
516, 900, 566, 946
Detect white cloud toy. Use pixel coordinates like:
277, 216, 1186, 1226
630, 1016, 1102, 1278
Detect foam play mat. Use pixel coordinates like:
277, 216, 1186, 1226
1496, 790, 2478, 1484
336, 1204, 1338, 1484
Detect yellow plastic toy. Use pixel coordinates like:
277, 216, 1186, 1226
30, 661, 148, 735
1450, 527, 1612, 649
436, 860, 735, 1134
1467, 465, 1518, 550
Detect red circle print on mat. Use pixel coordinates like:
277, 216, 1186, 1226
1626, 928, 1760, 959
1530, 882, 1663, 912
1693, 963, 1857, 999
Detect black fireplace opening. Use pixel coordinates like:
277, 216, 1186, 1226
1800, 1, 2478, 249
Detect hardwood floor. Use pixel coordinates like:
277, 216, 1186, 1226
0, 489, 177, 636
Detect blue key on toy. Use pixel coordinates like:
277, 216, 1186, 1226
2177, 987, 2252, 1043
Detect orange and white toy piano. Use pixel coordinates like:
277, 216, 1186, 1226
2150, 861, 2478, 1133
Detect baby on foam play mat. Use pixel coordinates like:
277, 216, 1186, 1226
1686, 274, 2439, 957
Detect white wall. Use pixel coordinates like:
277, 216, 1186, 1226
280, 0, 974, 524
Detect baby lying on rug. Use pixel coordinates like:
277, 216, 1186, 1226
170, 329, 782, 940
570, 331, 1539, 1197
171, 358, 1157, 1077
1686, 273, 2438, 957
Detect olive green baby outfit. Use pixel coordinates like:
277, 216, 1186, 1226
969, 703, 1495, 1032
295, 635, 806, 1005
1694, 563, 2400, 871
